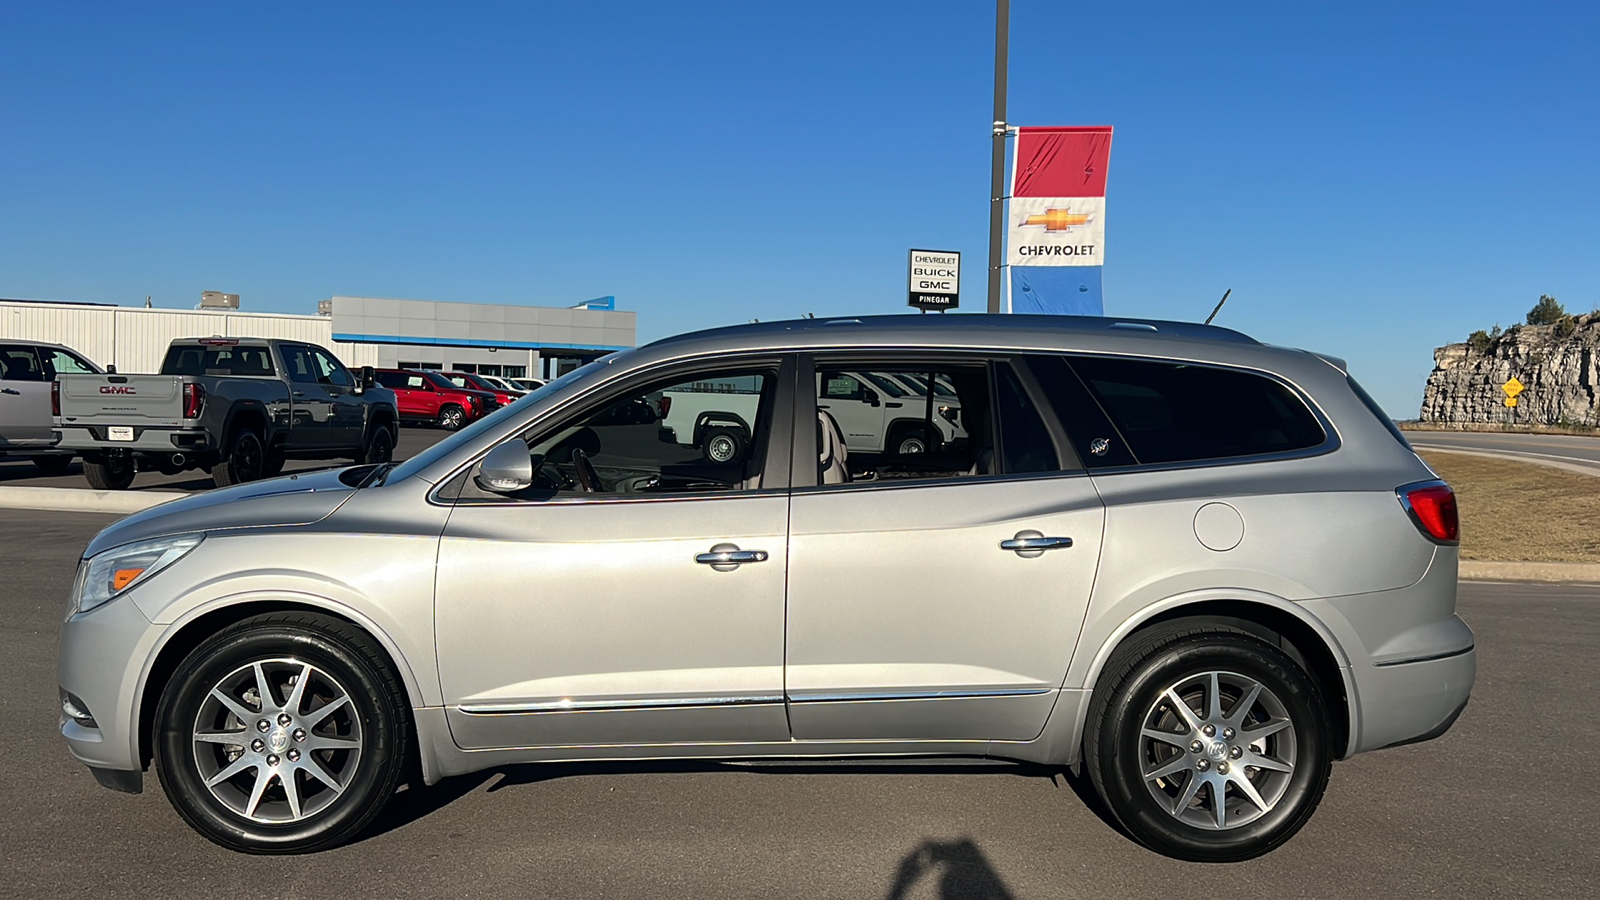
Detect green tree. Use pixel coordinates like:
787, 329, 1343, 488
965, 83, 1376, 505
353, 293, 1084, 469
1467, 329, 1492, 353
1527, 294, 1566, 325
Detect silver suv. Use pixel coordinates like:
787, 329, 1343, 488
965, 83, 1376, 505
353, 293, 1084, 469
57, 315, 1474, 861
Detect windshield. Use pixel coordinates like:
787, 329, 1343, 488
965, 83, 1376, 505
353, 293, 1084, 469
384, 357, 615, 483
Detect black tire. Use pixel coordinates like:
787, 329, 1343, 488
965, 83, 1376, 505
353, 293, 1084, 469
153, 612, 411, 854
31, 454, 74, 475
213, 429, 265, 487
261, 447, 286, 478
358, 423, 395, 466
891, 425, 937, 455
1083, 623, 1332, 862
702, 427, 745, 464
82, 452, 136, 490
437, 405, 466, 431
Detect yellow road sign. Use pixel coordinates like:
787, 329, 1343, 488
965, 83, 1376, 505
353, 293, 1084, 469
1503, 377, 1525, 398
1505, 397, 1519, 408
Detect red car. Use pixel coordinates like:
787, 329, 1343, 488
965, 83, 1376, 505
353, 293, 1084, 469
374, 369, 497, 431
439, 371, 521, 408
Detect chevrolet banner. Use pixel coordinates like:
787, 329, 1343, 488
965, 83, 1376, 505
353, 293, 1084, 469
1007, 125, 1113, 315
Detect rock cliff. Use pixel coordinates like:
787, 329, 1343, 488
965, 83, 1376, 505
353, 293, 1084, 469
1420, 315, 1600, 425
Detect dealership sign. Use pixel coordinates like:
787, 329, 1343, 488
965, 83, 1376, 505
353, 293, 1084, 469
907, 249, 960, 310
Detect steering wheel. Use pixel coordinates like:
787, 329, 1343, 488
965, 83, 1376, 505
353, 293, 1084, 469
571, 448, 601, 493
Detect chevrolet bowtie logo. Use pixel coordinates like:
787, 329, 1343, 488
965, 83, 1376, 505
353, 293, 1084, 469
1020, 208, 1093, 231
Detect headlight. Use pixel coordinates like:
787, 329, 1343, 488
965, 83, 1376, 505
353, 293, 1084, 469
73, 533, 205, 615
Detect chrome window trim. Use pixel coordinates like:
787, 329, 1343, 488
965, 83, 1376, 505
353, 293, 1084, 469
789, 467, 1093, 498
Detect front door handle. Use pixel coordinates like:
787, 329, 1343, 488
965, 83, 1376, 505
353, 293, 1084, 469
1001, 531, 1073, 558
696, 542, 769, 571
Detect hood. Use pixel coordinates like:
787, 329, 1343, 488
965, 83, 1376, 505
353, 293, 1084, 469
83, 467, 362, 558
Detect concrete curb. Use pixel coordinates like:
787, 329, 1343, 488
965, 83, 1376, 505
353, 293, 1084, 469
1460, 560, 1600, 584
0, 485, 186, 514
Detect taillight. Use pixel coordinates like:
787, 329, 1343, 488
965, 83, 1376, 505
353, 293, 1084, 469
659, 396, 672, 418
51, 381, 60, 416
1399, 481, 1459, 544
182, 383, 205, 419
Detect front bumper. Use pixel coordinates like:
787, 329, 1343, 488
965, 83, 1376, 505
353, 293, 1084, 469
57, 590, 162, 785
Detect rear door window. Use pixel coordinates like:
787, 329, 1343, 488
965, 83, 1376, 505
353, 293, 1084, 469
1067, 356, 1326, 465
0, 346, 44, 382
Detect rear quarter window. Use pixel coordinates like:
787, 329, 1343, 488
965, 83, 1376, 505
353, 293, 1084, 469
1068, 356, 1326, 465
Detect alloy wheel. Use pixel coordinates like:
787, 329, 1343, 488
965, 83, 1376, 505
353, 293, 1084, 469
190, 658, 364, 824
1137, 670, 1297, 830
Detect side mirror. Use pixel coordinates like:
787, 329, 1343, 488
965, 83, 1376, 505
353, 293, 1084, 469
106, 364, 118, 374
476, 443, 538, 494
864, 388, 880, 407
360, 366, 375, 388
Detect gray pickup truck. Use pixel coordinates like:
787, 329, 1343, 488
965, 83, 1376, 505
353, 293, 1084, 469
53, 337, 398, 490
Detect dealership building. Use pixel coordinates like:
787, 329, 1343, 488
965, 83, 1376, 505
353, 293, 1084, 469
0, 294, 636, 379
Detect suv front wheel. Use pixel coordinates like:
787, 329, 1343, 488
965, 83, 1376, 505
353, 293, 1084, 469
153, 613, 410, 854
1083, 623, 1333, 862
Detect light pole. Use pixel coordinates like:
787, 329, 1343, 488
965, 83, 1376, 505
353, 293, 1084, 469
986, 0, 1010, 314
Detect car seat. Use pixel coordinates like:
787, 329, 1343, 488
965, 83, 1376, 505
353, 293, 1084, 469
818, 410, 849, 484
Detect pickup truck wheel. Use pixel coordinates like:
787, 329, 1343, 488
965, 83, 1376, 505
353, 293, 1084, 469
82, 453, 136, 490
891, 426, 937, 455
702, 428, 745, 464
213, 431, 265, 487
32, 454, 74, 475
437, 405, 466, 431
359, 425, 394, 466
261, 449, 286, 478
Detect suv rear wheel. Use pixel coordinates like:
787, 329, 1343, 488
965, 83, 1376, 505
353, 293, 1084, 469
153, 613, 410, 854
1083, 623, 1332, 862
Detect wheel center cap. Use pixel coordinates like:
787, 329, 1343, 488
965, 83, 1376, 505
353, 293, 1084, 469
268, 730, 290, 753
1207, 740, 1229, 760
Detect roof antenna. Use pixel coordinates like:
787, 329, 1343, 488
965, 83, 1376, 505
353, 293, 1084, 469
1203, 288, 1231, 325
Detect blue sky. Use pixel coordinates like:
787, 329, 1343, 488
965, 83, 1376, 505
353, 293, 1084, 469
2, 1, 1595, 415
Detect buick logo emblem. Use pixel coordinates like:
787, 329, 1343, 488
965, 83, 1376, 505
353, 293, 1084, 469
1089, 437, 1110, 457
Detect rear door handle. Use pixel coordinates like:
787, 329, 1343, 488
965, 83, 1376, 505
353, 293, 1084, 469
696, 543, 769, 569
1, 388, 18, 395
1000, 531, 1073, 557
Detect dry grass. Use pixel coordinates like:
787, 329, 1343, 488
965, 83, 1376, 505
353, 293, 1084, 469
1418, 450, 1600, 562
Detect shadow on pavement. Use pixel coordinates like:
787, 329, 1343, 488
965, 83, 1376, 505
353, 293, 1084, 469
885, 838, 1016, 900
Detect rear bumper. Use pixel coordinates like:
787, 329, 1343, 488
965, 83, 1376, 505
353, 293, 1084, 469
54, 425, 216, 454
1349, 644, 1475, 752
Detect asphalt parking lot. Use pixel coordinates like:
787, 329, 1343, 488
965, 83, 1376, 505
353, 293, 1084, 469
2, 510, 1596, 898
